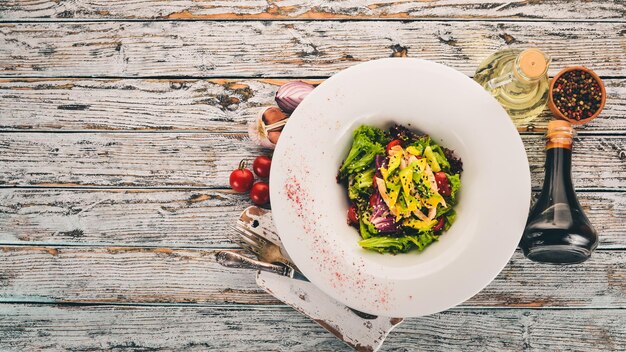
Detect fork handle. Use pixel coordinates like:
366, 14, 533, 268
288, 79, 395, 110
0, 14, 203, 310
216, 251, 292, 277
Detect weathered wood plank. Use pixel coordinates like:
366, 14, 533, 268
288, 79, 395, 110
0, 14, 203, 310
0, 188, 248, 247
0, 304, 624, 351
0, 132, 256, 188
1, 0, 624, 21
0, 246, 624, 308
0, 133, 624, 189
1, 21, 625, 77
1, 189, 624, 249
1, 78, 624, 133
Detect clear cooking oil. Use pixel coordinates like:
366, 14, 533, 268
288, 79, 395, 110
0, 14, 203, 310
474, 48, 550, 124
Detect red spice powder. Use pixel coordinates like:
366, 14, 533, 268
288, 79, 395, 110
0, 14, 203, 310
283, 172, 395, 310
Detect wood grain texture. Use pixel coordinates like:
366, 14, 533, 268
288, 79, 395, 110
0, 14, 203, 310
0, 188, 249, 247
0, 133, 624, 189
1, 78, 625, 133
1, 0, 625, 21
0, 304, 625, 351
1, 246, 625, 308
1, 21, 625, 77
1, 189, 624, 249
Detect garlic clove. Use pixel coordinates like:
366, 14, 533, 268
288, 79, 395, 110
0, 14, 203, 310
248, 106, 287, 149
263, 107, 287, 125
268, 131, 281, 144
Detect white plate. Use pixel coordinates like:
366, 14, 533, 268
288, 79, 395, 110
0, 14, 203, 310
270, 58, 531, 318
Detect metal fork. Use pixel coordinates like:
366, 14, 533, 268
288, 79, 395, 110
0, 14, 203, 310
234, 222, 294, 268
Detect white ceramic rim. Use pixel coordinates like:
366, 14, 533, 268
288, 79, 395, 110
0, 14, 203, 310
270, 58, 531, 317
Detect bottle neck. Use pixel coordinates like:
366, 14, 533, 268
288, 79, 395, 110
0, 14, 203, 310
541, 147, 575, 200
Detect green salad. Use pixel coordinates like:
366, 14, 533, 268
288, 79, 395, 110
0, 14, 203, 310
338, 124, 463, 254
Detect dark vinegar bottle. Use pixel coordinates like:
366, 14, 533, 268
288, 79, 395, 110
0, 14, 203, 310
520, 120, 598, 264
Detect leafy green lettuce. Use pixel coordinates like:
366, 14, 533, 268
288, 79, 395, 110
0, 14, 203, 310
338, 126, 386, 180
444, 210, 457, 231
359, 211, 378, 239
447, 173, 461, 203
358, 232, 438, 254
348, 168, 375, 200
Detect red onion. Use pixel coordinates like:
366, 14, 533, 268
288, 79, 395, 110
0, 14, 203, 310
275, 81, 315, 113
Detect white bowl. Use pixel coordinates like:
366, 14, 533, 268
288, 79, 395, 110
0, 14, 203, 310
270, 58, 531, 317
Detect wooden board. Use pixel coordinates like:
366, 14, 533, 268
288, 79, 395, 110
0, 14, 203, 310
1, 0, 625, 21
0, 189, 624, 249
1, 21, 625, 78
1, 246, 625, 308
1, 78, 625, 133
0, 133, 624, 189
0, 188, 248, 247
1, 2, 625, 350
0, 304, 624, 351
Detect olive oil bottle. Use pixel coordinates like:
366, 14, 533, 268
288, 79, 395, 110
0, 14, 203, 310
520, 120, 598, 263
474, 48, 550, 123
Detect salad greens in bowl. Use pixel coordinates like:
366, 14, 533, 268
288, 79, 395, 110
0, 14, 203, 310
338, 124, 462, 254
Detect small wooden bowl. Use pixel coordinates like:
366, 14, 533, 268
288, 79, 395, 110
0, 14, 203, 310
548, 66, 606, 125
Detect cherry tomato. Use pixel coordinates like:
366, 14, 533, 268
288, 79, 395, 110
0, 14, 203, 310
434, 172, 451, 197
230, 160, 254, 193
250, 182, 270, 205
433, 216, 445, 232
252, 155, 272, 178
386, 139, 401, 154
369, 193, 377, 208
347, 205, 359, 226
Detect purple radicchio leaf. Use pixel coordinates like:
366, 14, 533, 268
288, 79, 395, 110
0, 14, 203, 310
369, 190, 398, 233
374, 154, 389, 178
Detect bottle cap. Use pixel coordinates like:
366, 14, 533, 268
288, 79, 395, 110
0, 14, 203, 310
518, 49, 548, 79
546, 119, 574, 149
547, 119, 572, 131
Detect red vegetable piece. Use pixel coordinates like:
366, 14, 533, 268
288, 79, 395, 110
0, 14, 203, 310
229, 160, 254, 193
433, 216, 445, 232
434, 172, 452, 197
369, 194, 377, 208
250, 182, 270, 205
347, 205, 359, 226
386, 140, 401, 154
252, 155, 272, 178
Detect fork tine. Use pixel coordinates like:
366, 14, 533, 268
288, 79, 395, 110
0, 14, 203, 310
236, 224, 269, 247
234, 224, 264, 250
239, 235, 262, 251
239, 242, 260, 256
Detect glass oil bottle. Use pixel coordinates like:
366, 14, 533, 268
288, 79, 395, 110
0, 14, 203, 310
474, 48, 550, 124
520, 120, 598, 264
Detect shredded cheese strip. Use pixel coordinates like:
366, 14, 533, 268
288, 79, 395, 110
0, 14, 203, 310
423, 163, 439, 194
428, 207, 437, 220
375, 177, 396, 216
413, 208, 430, 221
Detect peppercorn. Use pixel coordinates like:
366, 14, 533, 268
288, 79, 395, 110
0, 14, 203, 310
552, 70, 603, 121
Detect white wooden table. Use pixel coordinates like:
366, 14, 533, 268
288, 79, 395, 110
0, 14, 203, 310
0, 1, 625, 350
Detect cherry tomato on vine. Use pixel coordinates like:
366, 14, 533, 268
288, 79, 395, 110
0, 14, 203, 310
253, 155, 272, 178
386, 139, 401, 154
250, 182, 270, 205
229, 160, 254, 193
